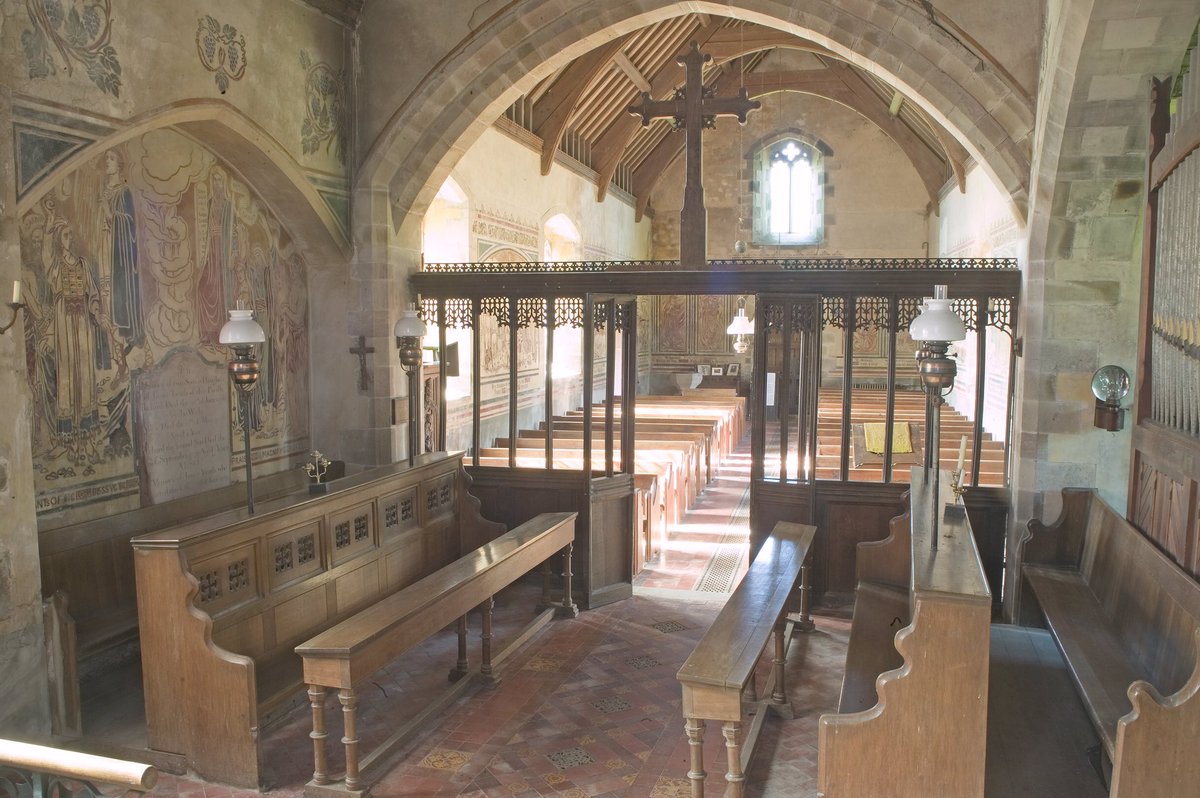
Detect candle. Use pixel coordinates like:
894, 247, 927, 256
11, 280, 20, 305
956, 434, 967, 475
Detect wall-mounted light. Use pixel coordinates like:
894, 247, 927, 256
726, 296, 754, 354
1091, 365, 1130, 431
219, 305, 266, 513
0, 280, 27, 336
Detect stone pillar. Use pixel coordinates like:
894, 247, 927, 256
0, 85, 51, 735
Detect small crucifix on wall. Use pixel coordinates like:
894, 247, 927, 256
350, 335, 375, 391
628, 41, 760, 267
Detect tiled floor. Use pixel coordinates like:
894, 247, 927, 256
144, 434, 854, 797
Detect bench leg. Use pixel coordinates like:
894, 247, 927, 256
308, 685, 329, 785
796, 560, 815, 633
685, 717, 706, 798
769, 617, 794, 719
537, 560, 554, 612
448, 615, 469, 682
339, 687, 361, 791
556, 543, 579, 618
722, 721, 744, 797
480, 597, 499, 688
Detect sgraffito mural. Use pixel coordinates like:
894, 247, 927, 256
21, 128, 310, 516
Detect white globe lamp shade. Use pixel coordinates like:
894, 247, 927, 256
726, 310, 755, 336
909, 287, 965, 342
394, 309, 427, 338
219, 308, 266, 345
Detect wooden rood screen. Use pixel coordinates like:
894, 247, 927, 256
1132, 54, 1200, 578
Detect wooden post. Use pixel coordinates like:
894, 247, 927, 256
308, 685, 329, 785
770, 617, 789, 713
338, 688, 360, 791
480, 597, 497, 687
685, 717, 706, 798
557, 542, 579, 618
722, 721, 744, 796
448, 616, 469, 682
537, 560, 554, 611
797, 558, 815, 632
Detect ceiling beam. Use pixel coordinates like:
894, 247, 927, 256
613, 51, 651, 93
703, 24, 835, 62
531, 35, 631, 176
592, 18, 727, 201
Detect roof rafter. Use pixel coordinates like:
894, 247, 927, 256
531, 34, 631, 176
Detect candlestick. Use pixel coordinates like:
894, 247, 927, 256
11, 280, 20, 305
956, 434, 967, 475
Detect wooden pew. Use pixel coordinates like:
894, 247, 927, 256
520, 425, 713, 484
677, 521, 817, 797
473, 456, 666, 575
130, 453, 505, 788
1018, 489, 1200, 797
818, 468, 991, 798
297, 512, 578, 795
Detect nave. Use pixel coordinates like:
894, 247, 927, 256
132, 434, 1103, 798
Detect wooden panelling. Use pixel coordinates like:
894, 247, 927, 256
334, 561, 381, 614
130, 453, 505, 787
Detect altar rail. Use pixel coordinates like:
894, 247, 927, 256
130, 453, 504, 788
0, 738, 157, 796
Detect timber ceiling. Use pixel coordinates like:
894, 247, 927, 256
501, 15, 966, 216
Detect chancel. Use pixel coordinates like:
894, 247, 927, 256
2, 3, 1200, 798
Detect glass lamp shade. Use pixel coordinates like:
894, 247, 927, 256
726, 309, 755, 335
393, 308, 427, 338
909, 290, 965, 343
1091, 365, 1130, 405
219, 308, 266, 345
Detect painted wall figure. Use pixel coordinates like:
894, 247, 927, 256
101, 150, 144, 349
196, 168, 233, 345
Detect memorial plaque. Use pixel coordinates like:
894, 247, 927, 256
135, 352, 231, 504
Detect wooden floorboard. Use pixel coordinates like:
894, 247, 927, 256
985, 624, 1108, 798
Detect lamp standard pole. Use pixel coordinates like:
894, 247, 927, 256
220, 307, 266, 514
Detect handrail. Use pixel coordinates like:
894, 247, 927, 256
0, 739, 157, 792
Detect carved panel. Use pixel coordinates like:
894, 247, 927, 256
655, 296, 688, 353
190, 543, 258, 616
328, 502, 376, 567
378, 487, 419, 542
421, 473, 456, 524
694, 295, 728, 354
267, 521, 323, 591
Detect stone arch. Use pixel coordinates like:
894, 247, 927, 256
362, 0, 1034, 245
17, 100, 349, 268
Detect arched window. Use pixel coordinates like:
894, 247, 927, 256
753, 137, 823, 246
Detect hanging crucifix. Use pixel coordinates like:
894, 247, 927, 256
349, 335, 375, 391
628, 42, 760, 267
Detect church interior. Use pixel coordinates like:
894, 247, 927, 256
2, 1, 1200, 796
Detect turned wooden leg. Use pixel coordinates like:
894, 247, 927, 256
480, 597, 498, 687
722, 721, 744, 797
770, 616, 794, 719
537, 560, 554, 612
556, 542, 579, 618
685, 717, 706, 798
448, 615, 469, 682
796, 559, 815, 632
339, 688, 360, 791
308, 685, 329, 785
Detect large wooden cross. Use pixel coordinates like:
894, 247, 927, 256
628, 42, 760, 266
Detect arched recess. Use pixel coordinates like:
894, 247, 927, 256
542, 212, 583, 261
16, 99, 354, 463
361, 0, 1034, 249
423, 177, 471, 264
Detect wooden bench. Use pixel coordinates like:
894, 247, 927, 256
1018, 488, 1200, 797
676, 521, 816, 798
130, 453, 505, 788
296, 511, 577, 795
818, 468, 991, 798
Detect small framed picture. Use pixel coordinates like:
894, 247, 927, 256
697, 364, 711, 375
712, 366, 724, 376
727, 363, 740, 376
